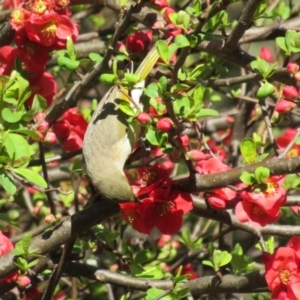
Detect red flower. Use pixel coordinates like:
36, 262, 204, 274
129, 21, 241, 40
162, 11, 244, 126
235, 200, 280, 227
119, 202, 147, 234
195, 157, 231, 174
0, 46, 20, 75
136, 112, 152, 125
24, 12, 78, 48
240, 177, 286, 213
61, 132, 83, 151
277, 128, 300, 157
125, 30, 153, 54
0, 231, 17, 284
141, 187, 193, 235
165, 24, 182, 38
179, 263, 199, 280
28, 72, 57, 107
163, 7, 176, 23
120, 187, 193, 235
260, 46, 273, 62
61, 108, 88, 139
207, 187, 238, 209
53, 119, 71, 138
262, 244, 300, 299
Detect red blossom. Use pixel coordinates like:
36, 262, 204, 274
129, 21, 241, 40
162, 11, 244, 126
120, 186, 193, 235
277, 128, 300, 157
262, 242, 300, 299
61, 132, 83, 151
136, 112, 152, 125
53, 119, 71, 139
28, 72, 57, 107
163, 7, 176, 23
260, 46, 274, 62
125, 30, 153, 54
24, 11, 78, 48
179, 263, 199, 280
0, 46, 20, 75
165, 24, 182, 38
149, 0, 169, 9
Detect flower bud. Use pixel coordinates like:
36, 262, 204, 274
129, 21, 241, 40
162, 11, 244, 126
287, 62, 299, 74
282, 85, 299, 101
156, 118, 173, 132
53, 119, 71, 139
275, 99, 296, 114
35, 112, 46, 122
295, 72, 300, 82
36, 121, 49, 133
163, 7, 175, 23
17, 275, 31, 288
166, 24, 182, 38
177, 134, 190, 149
125, 30, 153, 54
44, 214, 55, 224
259, 46, 273, 62
136, 112, 152, 125
150, 0, 169, 9
44, 132, 57, 145
187, 150, 206, 161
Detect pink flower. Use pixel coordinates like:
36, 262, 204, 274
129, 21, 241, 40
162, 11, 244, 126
136, 112, 152, 125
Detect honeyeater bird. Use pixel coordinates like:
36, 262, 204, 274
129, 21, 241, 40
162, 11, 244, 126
83, 43, 161, 202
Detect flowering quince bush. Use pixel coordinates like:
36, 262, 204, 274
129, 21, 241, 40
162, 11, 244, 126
3, 0, 300, 299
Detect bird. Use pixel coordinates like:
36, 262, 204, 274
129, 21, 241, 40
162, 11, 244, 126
83, 43, 161, 202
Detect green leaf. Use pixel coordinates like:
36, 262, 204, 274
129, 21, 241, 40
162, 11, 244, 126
134, 250, 152, 264
158, 76, 167, 94
174, 34, 190, 48
0, 169, 16, 195
256, 81, 275, 99
202, 260, 214, 268
13, 168, 47, 188
146, 288, 172, 300
66, 36, 76, 60
213, 250, 232, 269
2, 108, 23, 123
57, 56, 80, 71
276, 37, 288, 54
117, 100, 135, 116
14, 257, 28, 270
89, 53, 103, 62
240, 171, 256, 185
100, 74, 117, 84
144, 83, 159, 98
195, 108, 218, 118
124, 73, 141, 85
11, 129, 41, 141
156, 40, 169, 64
255, 166, 270, 182
240, 138, 256, 163
23, 94, 47, 121
4, 133, 31, 160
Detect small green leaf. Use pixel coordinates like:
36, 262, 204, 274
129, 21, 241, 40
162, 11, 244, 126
256, 81, 275, 99
13, 168, 47, 188
89, 53, 103, 62
202, 260, 214, 268
57, 56, 80, 71
66, 36, 76, 60
174, 34, 190, 48
240, 171, 256, 185
0, 169, 16, 195
117, 100, 135, 116
156, 40, 169, 64
134, 250, 152, 264
2, 108, 23, 123
100, 74, 117, 84
195, 108, 218, 118
255, 166, 270, 182
144, 83, 159, 98
4, 133, 31, 160
240, 138, 256, 163
124, 73, 141, 85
